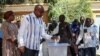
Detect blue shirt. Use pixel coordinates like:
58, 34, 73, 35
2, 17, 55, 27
0, 29, 3, 39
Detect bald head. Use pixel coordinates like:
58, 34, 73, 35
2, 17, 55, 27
34, 5, 44, 18
34, 5, 44, 11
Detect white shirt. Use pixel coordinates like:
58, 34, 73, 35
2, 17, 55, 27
18, 13, 52, 50
76, 24, 99, 48
47, 23, 59, 35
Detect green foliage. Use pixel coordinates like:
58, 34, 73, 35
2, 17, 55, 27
0, 0, 6, 18
48, 0, 93, 22
74, 0, 92, 19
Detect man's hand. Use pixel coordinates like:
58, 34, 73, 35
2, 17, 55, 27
51, 36, 57, 40
51, 36, 60, 41
96, 45, 99, 50
11, 35, 16, 42
18, 46, 25, 53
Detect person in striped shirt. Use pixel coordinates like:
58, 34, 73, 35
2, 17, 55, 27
18, 5, 58, 56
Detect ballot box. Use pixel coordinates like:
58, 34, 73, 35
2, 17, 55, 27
48, 43, 70, 56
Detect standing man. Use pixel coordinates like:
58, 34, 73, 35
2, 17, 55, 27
18, 5, 58, 56
76, 18, 99, 56
76, 16, 86, 56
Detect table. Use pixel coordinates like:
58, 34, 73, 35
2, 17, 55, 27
48, 43, 70, 56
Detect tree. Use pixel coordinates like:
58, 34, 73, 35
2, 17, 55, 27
0, 0, 6, 18
74, 0, 92, 19
48, 0, 92, 22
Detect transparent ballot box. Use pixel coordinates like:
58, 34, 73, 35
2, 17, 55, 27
48, 43, 70, 56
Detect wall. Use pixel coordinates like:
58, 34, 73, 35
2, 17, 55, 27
2, 3, 49, 23
2, 1, 100, 23
91, 1, 100, 21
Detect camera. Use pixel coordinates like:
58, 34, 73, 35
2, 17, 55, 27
84, 29, 87, 33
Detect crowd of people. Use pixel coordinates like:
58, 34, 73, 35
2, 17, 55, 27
47, 15, 100, 56
0, 4, 99, 56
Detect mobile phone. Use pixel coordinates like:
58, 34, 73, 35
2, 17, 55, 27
84, 29, 87, 33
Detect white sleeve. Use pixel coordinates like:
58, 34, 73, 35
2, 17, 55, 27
76, 32, 83, 45
96, 33, 99, 46
94, 25, 99, 46
52, 23, 59, 35
41, 22, 52, 40
17, 15, 28, 47
91, 25, 99, 46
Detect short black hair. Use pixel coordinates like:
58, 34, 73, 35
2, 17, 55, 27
59, 14, 65, 19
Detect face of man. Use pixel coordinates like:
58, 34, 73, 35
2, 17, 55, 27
9, 13, 15, 21
59, 18, 65, 23
36, 9, 44, 18
85, 18, 91, 27
80, 19, 84, 24
59, 15, 65, 23
34, 5, 44, 18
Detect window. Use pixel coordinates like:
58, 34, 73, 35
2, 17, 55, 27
0, 0, 48, 5
0, 0, 24, 4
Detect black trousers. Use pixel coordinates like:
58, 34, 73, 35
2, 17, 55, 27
78, 48, 85, 56
70, 46, 76, 56
78, 47, 96, 56
84, 47, 96, 56
22, 48, 39, 56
